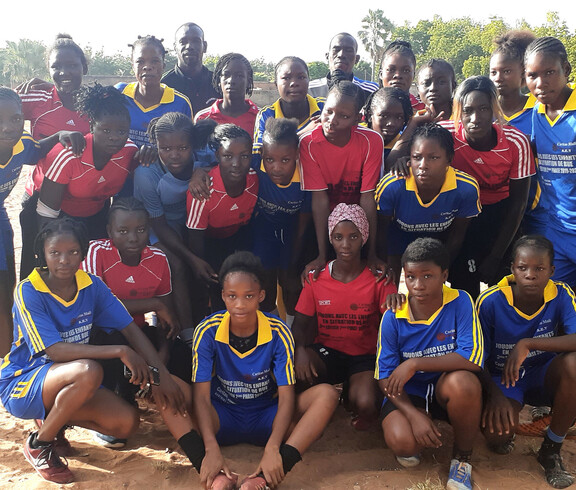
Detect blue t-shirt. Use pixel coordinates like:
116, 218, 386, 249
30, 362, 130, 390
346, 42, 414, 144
0, 132, 40, 207
115, 82, 193, 147
375, 168, 481, 254
254, 165, 310, 230
134, 162, 189, 236
477, 275, 576, 374
192, 310, 295, 408
530, 85, 576, 231
376, 285, 484, 385
0, 269, 133, 384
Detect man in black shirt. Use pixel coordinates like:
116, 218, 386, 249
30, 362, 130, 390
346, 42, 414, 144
162, 23, 218, 115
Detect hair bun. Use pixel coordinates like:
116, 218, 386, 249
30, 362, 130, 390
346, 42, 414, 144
55, 33, 73, 40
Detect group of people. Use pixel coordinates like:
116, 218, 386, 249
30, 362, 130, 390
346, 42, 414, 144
0, 20, 575, 490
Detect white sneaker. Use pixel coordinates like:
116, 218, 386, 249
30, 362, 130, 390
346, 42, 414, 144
396, 454, 421, 467
92, 431, 126, 449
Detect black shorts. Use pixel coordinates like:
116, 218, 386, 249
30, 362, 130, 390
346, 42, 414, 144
380, 393, 448, 422
310, 343, 376, 385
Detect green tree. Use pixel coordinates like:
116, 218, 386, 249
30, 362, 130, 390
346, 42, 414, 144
307, 61, 328, 80
357, 9, 395, 81
1, 39, 48, 86
84, 47, 132, 76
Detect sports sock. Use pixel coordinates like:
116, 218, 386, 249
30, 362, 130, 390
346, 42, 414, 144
452, 447, 472, 463
29, 431, 51, 449
540, 431, 564, 459
178, 430, 205, 471
280, 443, 302, 473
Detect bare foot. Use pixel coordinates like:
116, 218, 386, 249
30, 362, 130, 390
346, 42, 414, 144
239, 476, 269, 490
211, 472, 238, 490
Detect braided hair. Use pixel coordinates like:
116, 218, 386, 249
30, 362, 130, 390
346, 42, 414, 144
208, 123, 252, 152
212, 53, 254, 97
129, 35, 167, 60
364, 87, 412, 129
74, 82, 129, 124
274, 56, 308, 84
410, 123, 455, 162
327, 80, 365, 112
0, 87, 22, 110
33, 217, 89, 268
147, 112, 216, 150
525, 36, 571, 73
108, 196, 149, 224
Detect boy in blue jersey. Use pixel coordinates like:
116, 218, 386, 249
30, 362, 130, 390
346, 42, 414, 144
376, 238, 483, 490
376, 123, 481, 283
252, 118, 311, 321
165, 252, 337, 490
477, 235, 576, 489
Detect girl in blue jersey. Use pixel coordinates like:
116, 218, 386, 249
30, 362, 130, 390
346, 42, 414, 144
163, 251, 337, 490
377, 238, 483, 490
0, 88, 84, 357
252, 118, 310, 322
524, 37, 576, 289
376, 123, 480, 284
477, 235, 576, 489
0, 218, 186, 484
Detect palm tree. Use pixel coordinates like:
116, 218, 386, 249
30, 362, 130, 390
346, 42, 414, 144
2, 39, 48, 87
358, 9, 395, 82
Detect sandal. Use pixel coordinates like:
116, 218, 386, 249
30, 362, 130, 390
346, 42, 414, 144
537, 452, 575, 489
488, 434, 515, 455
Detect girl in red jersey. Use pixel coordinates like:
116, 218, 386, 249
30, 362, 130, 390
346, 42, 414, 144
35, 84, 138, 244
17, 34, 90, 278
194, 53, 259, 136
379, 40, 425, 112
293, 203, 397, 429
186, 124, 258, 314
441, 76, 535, 298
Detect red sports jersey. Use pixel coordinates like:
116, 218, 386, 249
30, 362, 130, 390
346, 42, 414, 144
81, 239, 171, 327
299, 125, 383, 210
440, 120, 535, 205
19, 87, 91, 196
194, 99, 259, 137
44, 134, 138, 216
296, 263, 397, 356
186, 165, 258, 239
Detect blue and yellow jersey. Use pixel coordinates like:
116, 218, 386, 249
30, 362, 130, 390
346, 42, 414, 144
0, 132, 40, 205
115, 82, 193, 147
375, 167, 481, 233
530, 84, 576, 231
477, 275, 576, 375
252, 95, 325, 159
192, 310, 295, 408
375, 285, 484, 383
254, 164, 310, 230
504, 93, 537, 136
0, 269, 133, 384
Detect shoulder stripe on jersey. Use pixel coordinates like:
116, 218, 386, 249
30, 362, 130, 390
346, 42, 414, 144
464, 291, 484, 366
503, 127, 533, 178
270, 326, 295, 384
187, 198, 208, 229
45, 148, 77, 181
14, 281, 46, 353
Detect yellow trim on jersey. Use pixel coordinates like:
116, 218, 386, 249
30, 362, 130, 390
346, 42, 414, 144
374, 173, 399, 208
384, 134, 400, 150
503, 93, 537, 123
0, 133, 36, 169
537, 84, 576, 126
214, 311, 273, 359
259, 160, 301, 187
28, 269, 93, 307
396, 285, 459, 323
479, 274, 559, 321
271, 94, 323, 126
14, 281, 45, 353
121, 83, 183, 113
405, 167, 458, 208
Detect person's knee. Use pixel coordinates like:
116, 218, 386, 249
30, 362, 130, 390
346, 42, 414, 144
109, 403, 140, 438
74, 359, 104, 392
349, 389, 378, 417
558, 353, 576, 384
308, 383, 339, 410
442, 370, 482, 402
383, 421, 418, 455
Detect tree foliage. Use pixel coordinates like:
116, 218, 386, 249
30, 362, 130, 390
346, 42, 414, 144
357, 9, 394, 81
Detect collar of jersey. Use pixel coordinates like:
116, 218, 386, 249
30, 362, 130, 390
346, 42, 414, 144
504, 93, 537, 123
122, 82, 175, 112
272, 95, 322, 128
0, 136, 25, 169
405, 167, 457, 207
384, 133, 400, 150
29, 268, 93, 307
395, 284, 459, 323
259, 160, 300, 187
215, 310, 273, 358
536, 83, 576, 126
497, 274, 557, 319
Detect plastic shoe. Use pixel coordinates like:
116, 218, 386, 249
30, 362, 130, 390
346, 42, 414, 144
92, 431, 127, 449
396, 454, 421, 468
23, 432, 74, 484
537, 451, 575, 489
34, 419, 73, 456
447, 459, 472, 490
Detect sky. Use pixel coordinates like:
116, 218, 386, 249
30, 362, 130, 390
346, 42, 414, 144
2, 1, 574, 64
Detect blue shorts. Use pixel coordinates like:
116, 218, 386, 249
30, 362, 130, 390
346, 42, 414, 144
491, 357, 555, 406
545, 223, 576, 289
0, 207, 14, 272
213, 399, 277, 446
252, 220, 294, 270
381, 376, 447, 421
0, 363, 52, 420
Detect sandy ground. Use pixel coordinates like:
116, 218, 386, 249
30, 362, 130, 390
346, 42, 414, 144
2, 170, 574, 489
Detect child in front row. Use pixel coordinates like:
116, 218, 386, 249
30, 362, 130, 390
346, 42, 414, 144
252, 117, 311, 320
162, 251, 338, 490
477, 235, 576, 489
376, 238, 484, 490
